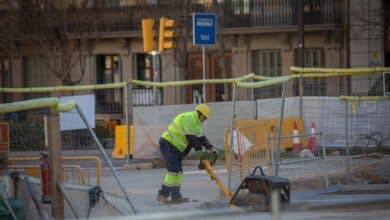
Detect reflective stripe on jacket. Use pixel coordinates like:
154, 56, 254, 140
161, 111, 203, 152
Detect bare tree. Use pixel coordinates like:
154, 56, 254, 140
213, 0, 229, 101
0, 0, 93, 85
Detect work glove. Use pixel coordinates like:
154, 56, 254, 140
207, 148, 218, 154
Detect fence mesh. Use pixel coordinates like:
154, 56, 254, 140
0, 67, 389, 217
0, 91, 137, 217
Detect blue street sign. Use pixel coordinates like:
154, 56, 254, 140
193, 13, 216, 46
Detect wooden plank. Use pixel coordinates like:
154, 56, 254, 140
48, 114, 64, 218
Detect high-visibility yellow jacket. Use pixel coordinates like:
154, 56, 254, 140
161, 111, 206, 154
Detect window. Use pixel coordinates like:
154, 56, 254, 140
23, 56, 54, 87
252, 50, 282, 99
294, 48, 326, 96
87, 0, 119, 7
134, 53, 161, 86
135, 53, 153, 86
232, 0, 250, 15
303, 0, 334, 24
132, 53, 162, 105
95, 55, 122, 113
23, 56, 54, 99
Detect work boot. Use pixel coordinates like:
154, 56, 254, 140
157, 185, 172, 203
156, 194, 171, 203
171, 186, 189, 203
171, 195, 190, 204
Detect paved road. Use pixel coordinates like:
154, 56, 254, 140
93, 156, 390, 219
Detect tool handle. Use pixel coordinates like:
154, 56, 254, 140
251, 166, 265, 176
198, 151, 218, 170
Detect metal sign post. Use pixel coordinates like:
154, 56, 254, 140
202, 46, 206, 102
193, 13, 216, 103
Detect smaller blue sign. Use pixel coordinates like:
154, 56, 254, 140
193, 13, 217, 46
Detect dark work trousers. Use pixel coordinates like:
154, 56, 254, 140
158, 138, 183, 198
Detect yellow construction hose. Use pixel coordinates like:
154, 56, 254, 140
0, 98, 76, 114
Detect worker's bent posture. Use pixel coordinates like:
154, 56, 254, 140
157, 104, 216, 203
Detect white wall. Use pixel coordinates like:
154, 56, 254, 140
133, 98, 390, 159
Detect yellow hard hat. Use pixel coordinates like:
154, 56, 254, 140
196, 104, 211, 119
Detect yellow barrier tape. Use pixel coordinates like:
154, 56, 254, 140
290, 72, 365, 78
251, 75, 275, 81
128, 73, 256, 88
291, 66, 390, 75
0, 98, 76, 114
0, 67, 388, 93
51, 100, 77, 112
235, 76, 290, 88
339, 96, 390, 102
0, 82, 126, 93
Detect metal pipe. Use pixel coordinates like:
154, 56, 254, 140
227, 85, 237, 192
346, 0, 351, 94
270, 135, 275, 176
321, 130, 326, 159
202, 46, 207, 102
125, 84, 131, 166
297, 0, 305, 118
275, 83, 286, 176
0, 191, 18, 220
75, 104, 138, 214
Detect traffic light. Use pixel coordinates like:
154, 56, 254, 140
159, 17, 176, 52
142, 19, 154, 53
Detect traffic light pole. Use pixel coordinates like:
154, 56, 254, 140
202, 46, 207, 103
152, 52, 158, 105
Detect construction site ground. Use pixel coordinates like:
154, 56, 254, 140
94, 154, 390, 219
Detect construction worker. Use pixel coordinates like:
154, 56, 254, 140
157, 104, 216, 203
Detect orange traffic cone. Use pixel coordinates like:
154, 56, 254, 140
292, 121, 301, 154
309, 122, 317, 153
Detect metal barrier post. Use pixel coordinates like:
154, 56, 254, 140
227, 85, 237, 192
321, 132, 326, 159
125, 83, 132, 166
275, 83, 286, 176
270, 135, 275, 176
345, 102, 351, 184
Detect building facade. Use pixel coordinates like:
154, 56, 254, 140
0, 0, 387, 122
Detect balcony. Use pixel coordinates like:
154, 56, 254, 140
0, 0, 342, 36
222, 0, 342, 28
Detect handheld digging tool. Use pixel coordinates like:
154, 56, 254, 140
198, 151, 233, 200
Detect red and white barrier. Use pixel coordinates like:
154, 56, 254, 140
292, 121, 301, 154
